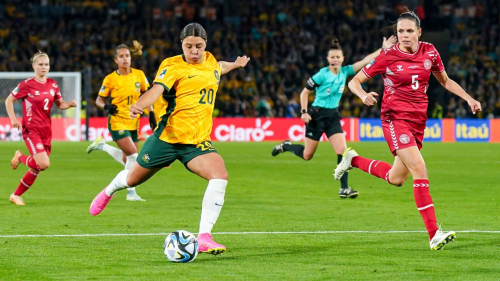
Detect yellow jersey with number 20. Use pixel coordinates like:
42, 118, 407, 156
153, 52, 221, 144
99, 68, 149, 131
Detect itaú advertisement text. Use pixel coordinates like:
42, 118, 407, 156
0, 117, 499, 142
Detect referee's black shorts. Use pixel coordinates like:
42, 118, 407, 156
305, 106, 343, 141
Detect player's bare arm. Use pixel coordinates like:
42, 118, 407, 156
95, 96, 106, 110
433, 70, 482, 114
218, 56, 250, 75
55, 99, 77, 110
299, 88, 312, 123
352, 36, 397, 73
5, 95, 21, 130
348, 71, 379, 106
130, 84, 164, 118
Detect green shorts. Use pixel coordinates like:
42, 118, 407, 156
109, 129, 139, 142
137, 134, 218, 169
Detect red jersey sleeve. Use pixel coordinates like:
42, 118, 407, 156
362, 51, 388, 78
431, 46, 445, 73
10, 82, 28, 100
53, 81, 63, 101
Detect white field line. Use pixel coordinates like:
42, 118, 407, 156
0, 230, 499, 238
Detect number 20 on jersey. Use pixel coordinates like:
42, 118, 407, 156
199, 88, 214, 105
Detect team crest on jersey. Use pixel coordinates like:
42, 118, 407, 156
52, 83, 58, 88
424, 59, 432, 70
158, 69, 167, 79
100, 86, 106, 93
399, 134, 410, 144
135, 82, 141, 92
50, 89, 55, 96
142, 153, 150, 163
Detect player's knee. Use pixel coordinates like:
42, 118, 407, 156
409, 163, 427, 179
389, 174, 409, 187
37, 161, 50, 171
209, 170, 228, 181
303, 153, 313, 161
38, 164, 49, 171
218, 171, 229, 180
125, 173, 139, 187
391, 179, 405, 187
126, 178, 138, 187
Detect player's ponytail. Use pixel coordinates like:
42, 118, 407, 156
129, 40, 143, 56
328, 38, 343, 54
180, 23, 207, 42
30, 51, 49, 63
114, 40, 143, 58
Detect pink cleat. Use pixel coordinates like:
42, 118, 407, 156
197, 233, 226, 255
90, 188, 113, 216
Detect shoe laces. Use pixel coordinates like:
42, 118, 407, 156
437, 223, 443, 233
274, 143, 284, 152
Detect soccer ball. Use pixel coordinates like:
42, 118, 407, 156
163, 230, 199, 263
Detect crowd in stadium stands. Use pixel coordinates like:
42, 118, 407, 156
0, 0, 499, 119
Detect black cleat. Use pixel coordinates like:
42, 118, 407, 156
271, 140, 291, 156
338, 187, 359, 199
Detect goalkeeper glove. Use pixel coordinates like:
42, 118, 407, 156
104, 104, 118, 116
149, 112, 157, 131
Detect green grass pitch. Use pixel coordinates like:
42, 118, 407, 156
1, 141, 499, 280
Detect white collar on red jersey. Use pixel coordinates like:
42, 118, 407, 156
396, 42, 421, 56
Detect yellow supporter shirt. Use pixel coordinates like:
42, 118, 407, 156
153, 51, 221, 144
99, 68, 150, 131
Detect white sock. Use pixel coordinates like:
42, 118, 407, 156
101, 144, 125, 166
199, 179, 227, 234
105, 170, 130, 196
125, 153, 138, 193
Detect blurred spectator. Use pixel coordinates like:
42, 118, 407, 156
0, 0, 498, 119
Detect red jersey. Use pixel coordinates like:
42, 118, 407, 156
10, 77, 63, 139
362, 42, 445, 123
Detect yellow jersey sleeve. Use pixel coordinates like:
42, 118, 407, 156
98, 74, 113, 98
153, 59, 177, 92
140, 70, 150, 92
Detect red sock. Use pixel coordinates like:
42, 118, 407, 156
14, 170, 39, 196
413, 179, 438, 239
19, 155, 41, 170
351, 156, 392, 183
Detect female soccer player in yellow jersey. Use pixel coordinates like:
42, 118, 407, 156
90, 23, 250, 255
87, 41, 156, 202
